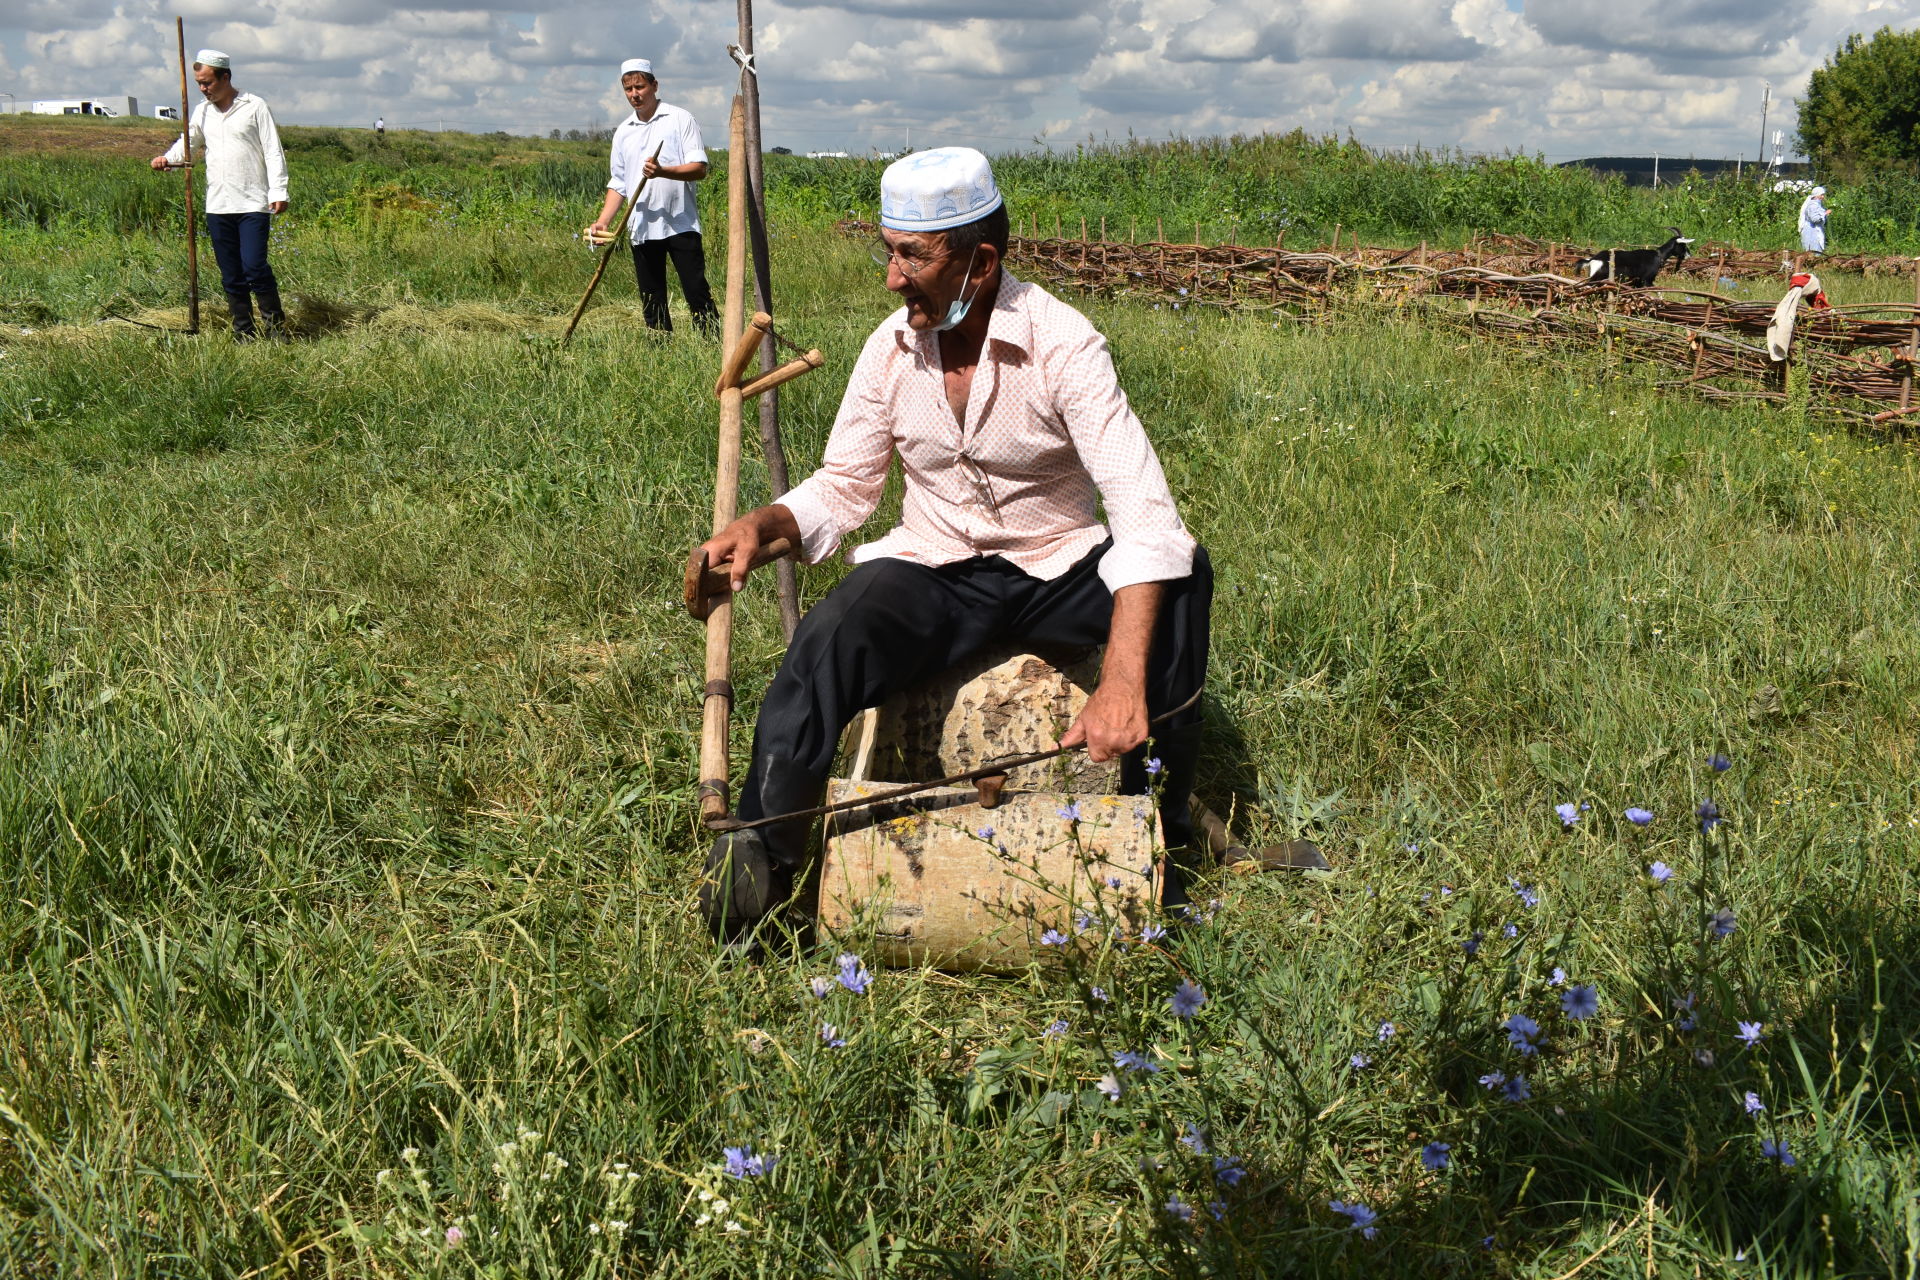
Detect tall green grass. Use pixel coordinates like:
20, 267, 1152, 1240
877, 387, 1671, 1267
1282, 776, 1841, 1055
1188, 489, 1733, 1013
2, 145, 1919, 1276
8, 116, 1920, 253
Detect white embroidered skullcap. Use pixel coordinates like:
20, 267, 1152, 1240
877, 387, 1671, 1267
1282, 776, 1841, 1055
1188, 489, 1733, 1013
880, 147, 1003, 233
1811, 185, 1826, 198
194, 49, 232, 69
620, 58, 653, 77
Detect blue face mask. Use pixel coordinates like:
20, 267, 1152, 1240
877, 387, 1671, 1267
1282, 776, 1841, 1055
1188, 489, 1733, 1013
930, 244, 982, 333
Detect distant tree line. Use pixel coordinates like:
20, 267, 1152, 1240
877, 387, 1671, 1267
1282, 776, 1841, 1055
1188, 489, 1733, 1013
1797, 26, 1920, 179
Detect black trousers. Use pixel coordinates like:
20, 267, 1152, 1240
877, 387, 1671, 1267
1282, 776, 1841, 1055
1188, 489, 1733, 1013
206, 212, 279, 306
737, 541, 1213, 864
631, 231, 717, 333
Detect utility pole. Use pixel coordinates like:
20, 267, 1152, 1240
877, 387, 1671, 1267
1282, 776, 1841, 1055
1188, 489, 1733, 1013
1757, 82, 1771, 176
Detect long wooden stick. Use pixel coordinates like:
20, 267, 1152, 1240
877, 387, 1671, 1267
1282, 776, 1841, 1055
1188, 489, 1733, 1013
560, 142, 663, 346
735, 0, 802, 640
696, 95, 752, 823
176, 18, 199, 335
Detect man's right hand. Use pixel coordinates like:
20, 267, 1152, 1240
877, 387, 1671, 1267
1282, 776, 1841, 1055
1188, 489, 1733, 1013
150, 155, 171, 171
698, 505, 800, 595
583, 223, 612, 246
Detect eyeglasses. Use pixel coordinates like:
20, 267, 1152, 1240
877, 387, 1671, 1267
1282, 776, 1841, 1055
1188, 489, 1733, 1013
869, 240, 950, 278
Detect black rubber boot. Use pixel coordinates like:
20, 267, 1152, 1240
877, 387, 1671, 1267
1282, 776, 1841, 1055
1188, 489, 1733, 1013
226, 294, 256, 342
698, 828, 791, 945
257, 285, 289, 342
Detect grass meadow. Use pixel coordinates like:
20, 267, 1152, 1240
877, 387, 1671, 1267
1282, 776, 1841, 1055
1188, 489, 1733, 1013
2, 117, 1919, 1276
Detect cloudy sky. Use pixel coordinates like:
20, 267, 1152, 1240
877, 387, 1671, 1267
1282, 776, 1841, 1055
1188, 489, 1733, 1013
4, 0, 1915, 161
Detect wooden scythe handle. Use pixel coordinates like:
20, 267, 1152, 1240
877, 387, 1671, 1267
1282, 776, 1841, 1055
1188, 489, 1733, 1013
683, 537, 795, 621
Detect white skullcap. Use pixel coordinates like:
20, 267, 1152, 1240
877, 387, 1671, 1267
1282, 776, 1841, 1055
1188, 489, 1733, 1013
194, 49, 231, 69
880, 147, 1003, 233
1812, 185, 1826, 197
620, 58, 653, 77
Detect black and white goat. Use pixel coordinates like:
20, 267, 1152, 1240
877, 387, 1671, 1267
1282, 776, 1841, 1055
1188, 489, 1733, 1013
1575, 227, 1693, 287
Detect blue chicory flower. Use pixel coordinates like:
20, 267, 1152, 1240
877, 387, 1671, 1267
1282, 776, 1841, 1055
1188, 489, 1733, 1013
1043, 1019, 1070, 1040
1329, 1200, 1378, 1238
820, 1022, 846, 1048
1039, 928, 1069, 947
1140, 923, 1168, 943
1463, 930, 1484, 956
1179, 1123, 1209, 1154
1349, 1053, 1371, 1071
1503, 922, 1519, 939
1114, 1049, 1161, 1074
724, 1145, 777, 1179
1549, 967, 1567, 986
1743, 1091, 1764, 1115
1711, 908, 1737, 939
1145, 757, 1164, 776
1561, 985, 1600, 1020
1626, 807, 1655, 827
1420, 1141, 1451, 1171
1760, 1137, 1796, 1166
1095, 1074, 1122, 1101
977, 825, 995, 840
1058, 801, 1083, 822
1708, 753, 1732, 772
1163, 1195, 1194, 1222
1696, 799, 1722, 832
836, 954, 871, 995
1090, 986, 1110, 1003
1503, 1013, 1542, 1054
1555, 802, 1580, 827
809, 976, 833, 999
1502, 1074, 1532, 1102
1169, 979, 1208, 1019
1213, 1155, 1246, 1186
1478, 1071, 1506, 1089
1511, 879, 1539, 908
1377, 1022, 1396, 1042
1649, 860, 1674, 883
1736, 1020, 1765, 1047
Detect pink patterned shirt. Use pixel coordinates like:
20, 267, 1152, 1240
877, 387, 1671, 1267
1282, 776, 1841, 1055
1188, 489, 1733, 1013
781, 273, 1197, 593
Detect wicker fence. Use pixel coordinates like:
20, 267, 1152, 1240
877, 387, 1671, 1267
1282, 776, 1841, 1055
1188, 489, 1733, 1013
840, 220, 1920, 425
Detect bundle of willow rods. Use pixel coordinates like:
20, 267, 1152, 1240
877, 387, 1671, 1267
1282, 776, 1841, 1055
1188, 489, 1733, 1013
833, 221, 1920, 424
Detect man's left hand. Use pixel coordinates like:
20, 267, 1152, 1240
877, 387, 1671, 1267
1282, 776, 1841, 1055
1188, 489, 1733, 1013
1059, 682, 1149, 764
270, 200, 288, 214
641, 155, 660, 181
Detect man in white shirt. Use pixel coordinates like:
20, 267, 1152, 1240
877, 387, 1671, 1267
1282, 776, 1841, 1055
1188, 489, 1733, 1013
152, 50, 290, 341
584, 58, 717, 335
694, 148, 1212, 941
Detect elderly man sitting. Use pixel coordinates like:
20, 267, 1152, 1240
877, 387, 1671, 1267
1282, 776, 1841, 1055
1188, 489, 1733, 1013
696, 147, 1212, 940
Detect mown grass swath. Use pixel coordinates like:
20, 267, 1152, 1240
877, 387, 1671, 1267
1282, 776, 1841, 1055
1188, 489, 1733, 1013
1, 120, 1917, 1276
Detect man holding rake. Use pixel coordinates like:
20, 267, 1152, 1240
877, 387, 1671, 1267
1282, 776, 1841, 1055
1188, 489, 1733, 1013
695, 147, 1213, 942
584, 57, 718, 336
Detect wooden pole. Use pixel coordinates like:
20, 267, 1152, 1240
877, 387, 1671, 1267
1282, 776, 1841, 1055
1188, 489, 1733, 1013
176, 18, 199, 334
697, 94, 751, 823
1903, 258, 1920, 413
734, 0, 800, 639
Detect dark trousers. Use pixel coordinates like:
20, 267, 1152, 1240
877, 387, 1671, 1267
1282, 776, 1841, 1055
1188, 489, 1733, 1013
206, 212, 279, 303
631, 231, 717, 333
738, 541, 1213, 864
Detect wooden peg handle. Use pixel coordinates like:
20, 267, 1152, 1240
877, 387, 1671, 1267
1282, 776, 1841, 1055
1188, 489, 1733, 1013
683, 537, 796, 620
713, 312, 773, 396
739, 350, 823, 400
